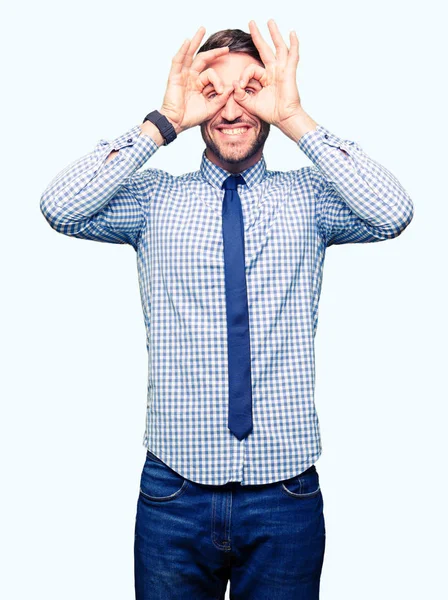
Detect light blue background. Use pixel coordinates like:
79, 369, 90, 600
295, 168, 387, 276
1, 0, 446, 598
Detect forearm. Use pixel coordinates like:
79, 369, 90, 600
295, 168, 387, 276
40, 123, 160, 229
297, 123, 414, 243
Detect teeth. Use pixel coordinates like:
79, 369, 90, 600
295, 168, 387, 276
220, 128, 248, 135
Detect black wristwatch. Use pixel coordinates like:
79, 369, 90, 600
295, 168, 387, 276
142, 110, 177, 146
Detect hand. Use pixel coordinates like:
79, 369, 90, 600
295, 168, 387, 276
231, 19, 303, 130
159, 27, 234, 134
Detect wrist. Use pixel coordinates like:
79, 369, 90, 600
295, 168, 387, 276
159, 108, 183, 136
277, 109, 318, 143
140, 110, 180, 146
139, 121, 165, 147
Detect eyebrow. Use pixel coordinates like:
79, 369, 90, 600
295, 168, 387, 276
203, 78, 262, 93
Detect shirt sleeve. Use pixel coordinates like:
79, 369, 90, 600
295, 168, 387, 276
298, 124, 415, 247
40, 124, 160, 251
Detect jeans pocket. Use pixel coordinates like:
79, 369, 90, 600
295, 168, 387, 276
280, 465, 321, 499
139, 452, 190, 503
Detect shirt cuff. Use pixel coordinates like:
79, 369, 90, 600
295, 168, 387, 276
106, 123, 160, 170
297, 124, 356, 164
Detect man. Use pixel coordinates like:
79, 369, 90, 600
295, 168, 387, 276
40, 19, 414, 600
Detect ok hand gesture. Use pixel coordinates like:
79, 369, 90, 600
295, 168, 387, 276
160, 27, 233, 134
232, 20, 306, 132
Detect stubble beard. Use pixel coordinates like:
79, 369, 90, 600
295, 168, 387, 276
200, 121, 270, 165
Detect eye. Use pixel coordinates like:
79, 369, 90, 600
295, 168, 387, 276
207, 87, 256, 100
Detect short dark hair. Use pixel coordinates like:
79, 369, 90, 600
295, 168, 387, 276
197, 28, 264, 65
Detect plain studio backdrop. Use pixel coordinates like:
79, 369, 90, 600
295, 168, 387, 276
1, 0, 447, 598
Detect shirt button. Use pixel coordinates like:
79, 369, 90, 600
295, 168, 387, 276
127, 138, 133, 143
324, 134, 329, 139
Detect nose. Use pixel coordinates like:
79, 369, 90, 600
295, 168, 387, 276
219, 90, 244, 122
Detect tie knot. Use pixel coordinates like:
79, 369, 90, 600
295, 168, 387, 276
222, 174, 246, 191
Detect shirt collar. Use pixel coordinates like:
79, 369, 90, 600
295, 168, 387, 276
199, 149, 267, 191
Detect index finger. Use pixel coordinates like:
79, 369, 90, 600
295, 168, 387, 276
190, 46, 230, 73
238, 63, 268, 89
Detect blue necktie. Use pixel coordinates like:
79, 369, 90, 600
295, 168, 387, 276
221, 175, 253, 440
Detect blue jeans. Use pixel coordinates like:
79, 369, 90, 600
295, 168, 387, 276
134, 450, 326, 599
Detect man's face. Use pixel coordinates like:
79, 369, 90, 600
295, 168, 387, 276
200, 52, 270, 173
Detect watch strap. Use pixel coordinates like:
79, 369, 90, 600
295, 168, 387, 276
142, 110, 177, 146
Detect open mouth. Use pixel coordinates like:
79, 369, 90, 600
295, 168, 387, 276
216, 127, 251, 138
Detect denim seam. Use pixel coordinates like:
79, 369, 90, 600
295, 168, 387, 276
139, 480, 190, 503
280, 482, 321, 499
211, 492, 233, 552
224, 490, 232, 547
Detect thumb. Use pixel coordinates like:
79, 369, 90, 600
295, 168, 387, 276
232, 80, 253, 107
210, 85, 233, 109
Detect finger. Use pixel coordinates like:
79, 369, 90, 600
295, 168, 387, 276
232, 79, 256, 110
286, 30, 300, 70
197, 68, 233, 111
238, 63, 268, 90
248, 20, 276, 66
191, 46, 230, 73
184, 26, 207, 68
267, 19, 288, 64
209, 86, 234, 111
197, 67, 224, 94
169, 38, 192, 77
